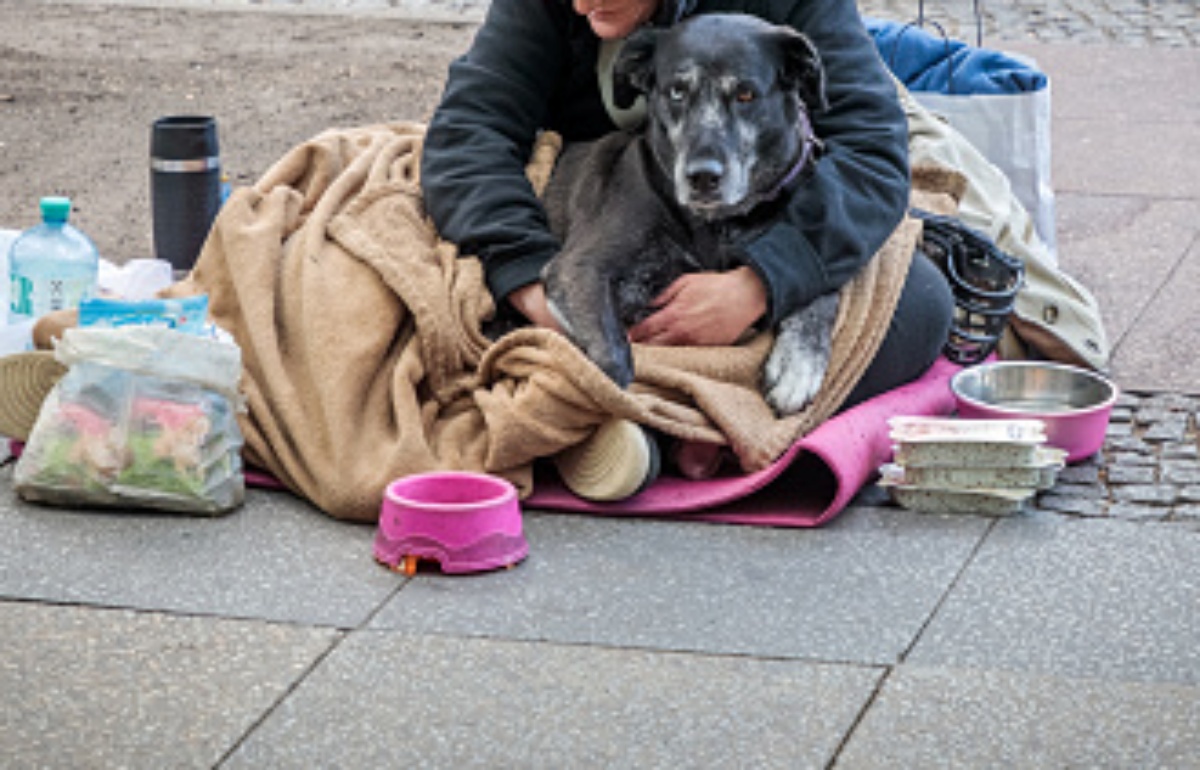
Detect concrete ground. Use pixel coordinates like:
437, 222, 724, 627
2, 1, 1199, 767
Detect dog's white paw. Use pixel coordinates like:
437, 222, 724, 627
764, 342, 827, 414
762, 293, 838, 414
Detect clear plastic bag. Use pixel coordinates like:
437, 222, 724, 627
14, 326, 244, 515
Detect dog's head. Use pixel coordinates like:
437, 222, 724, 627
613, 14, 827, 220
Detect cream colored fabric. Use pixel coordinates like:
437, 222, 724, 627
897, 80, 1111, 370
598, 38, 647, 130
163, 123, 924, 521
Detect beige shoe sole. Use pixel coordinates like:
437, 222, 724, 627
554, 417, 659, 502
0, 351, 67, 442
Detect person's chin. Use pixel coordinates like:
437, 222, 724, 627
587, 13, 641, 39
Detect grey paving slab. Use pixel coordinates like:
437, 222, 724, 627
835, 664, 1200, 769
0, 475, 398, 626
369, 506, 991, 665
1018, 39, 1200, 202
0, 600, 340, 769
224, 630, 882, 768
1052, 118, 1200, 199
1053, 194, 1199, 346
907, 512, 1200, 685
1115, 237, 1200, 394
1005, 43, 1200, 123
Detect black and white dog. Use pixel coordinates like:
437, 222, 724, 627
541, 13, 838, 414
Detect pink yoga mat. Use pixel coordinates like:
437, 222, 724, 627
526, 356, 962, 527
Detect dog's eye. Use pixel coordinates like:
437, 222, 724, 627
667, 82, 687, 102
735, 84, 757, 104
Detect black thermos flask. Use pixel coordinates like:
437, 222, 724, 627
150, 115, 221, 274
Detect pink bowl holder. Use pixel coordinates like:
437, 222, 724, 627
374, 471, 529, 574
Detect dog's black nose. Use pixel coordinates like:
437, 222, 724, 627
686, 159, 724, 197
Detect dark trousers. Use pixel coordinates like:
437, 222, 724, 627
839, 249, 954, 411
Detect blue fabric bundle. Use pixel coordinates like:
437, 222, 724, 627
863, 17, 1047, 95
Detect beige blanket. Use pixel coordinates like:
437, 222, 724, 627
166, 123, 934, 522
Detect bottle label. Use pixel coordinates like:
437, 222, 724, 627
10, 273, 93, 319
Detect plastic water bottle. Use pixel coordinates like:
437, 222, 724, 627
0, 227, 35, 356
0, 228, 17, 318
8, 196, 99, 324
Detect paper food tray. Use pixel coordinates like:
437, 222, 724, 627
880, 448, 1065, 491
880, 480, 1035, 517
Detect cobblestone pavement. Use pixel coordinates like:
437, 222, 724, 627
859, 0, 1199, 47
1036, 392, 1200, 524
64, 0, 1200, 46
837, 392, 1200, 524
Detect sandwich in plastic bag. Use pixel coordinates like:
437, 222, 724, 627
14, 324, 244, 515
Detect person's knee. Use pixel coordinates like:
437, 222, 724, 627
906, 251, 954, 363
839, 251, 953, 409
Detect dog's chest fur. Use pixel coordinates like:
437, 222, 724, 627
544, 131, 774, 324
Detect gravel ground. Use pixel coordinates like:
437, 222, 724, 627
45, 0, 1200, 46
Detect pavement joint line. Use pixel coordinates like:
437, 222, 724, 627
372, 625, 895, 670
209, 565, 413, 765
0, 593, 365, 632
826, 664, 894, 769
1108, 232, 1197, 357
894, 516, 1000, 665
213, 627, 352, 767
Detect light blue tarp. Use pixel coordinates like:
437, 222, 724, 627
864, 17, 1047, 95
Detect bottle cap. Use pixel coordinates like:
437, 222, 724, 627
39, 197, 72, 223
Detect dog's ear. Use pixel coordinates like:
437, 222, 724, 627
776, 29, 828, 113
612, 27, 661, 109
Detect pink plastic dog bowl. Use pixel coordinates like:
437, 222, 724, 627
951, 361, 1119, 463
374, 471, 528, 575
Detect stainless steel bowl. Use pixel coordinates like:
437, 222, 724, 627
950, 361, 1119, 462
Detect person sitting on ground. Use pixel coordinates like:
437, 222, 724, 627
420, 0, 955, 502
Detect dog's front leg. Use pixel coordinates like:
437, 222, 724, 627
544, 265, 637, 389
762, 292, 839, 414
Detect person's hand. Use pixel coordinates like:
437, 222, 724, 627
508, 282, 564, 333
628, 266, 767, 346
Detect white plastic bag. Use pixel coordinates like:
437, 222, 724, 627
914, 79, 1056, 257
867, 18, 1058, 259
14, 326, 245, 515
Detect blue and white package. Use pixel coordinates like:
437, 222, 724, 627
78, 295, 210, 335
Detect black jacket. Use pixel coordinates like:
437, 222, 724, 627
421, 0, 909, 326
